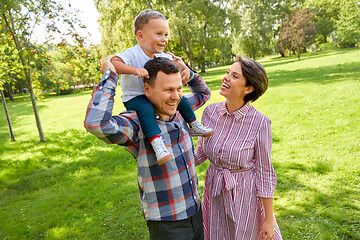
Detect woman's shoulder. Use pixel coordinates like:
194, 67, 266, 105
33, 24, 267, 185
248, 104, 271, 124
204, 102, 224, 112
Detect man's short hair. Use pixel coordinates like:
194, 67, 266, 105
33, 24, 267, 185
134, 9, 167, 35
143, 57, 180, 86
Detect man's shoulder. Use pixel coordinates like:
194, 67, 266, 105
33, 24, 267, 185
119, 110, 139, 121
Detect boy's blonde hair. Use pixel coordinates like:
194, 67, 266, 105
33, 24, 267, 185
133, 9, 166, 35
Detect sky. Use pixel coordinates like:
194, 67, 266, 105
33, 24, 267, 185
32, 0, 101, 45
68, 0, 101, 44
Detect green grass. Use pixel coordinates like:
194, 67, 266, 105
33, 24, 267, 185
1, 48, 360, 239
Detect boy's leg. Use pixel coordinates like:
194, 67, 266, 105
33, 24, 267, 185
124, 95, 173, 164
124, 95, 160, 139
177, 96, 196, 123
178, 96, 214, 137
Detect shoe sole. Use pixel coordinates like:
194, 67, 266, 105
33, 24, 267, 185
157, 153, 174, 165
190, 130, 214, 137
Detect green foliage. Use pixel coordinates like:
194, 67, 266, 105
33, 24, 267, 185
277, 10, 316, 59
231, 0, 274, 59
1, 48, 360, 239
95, 0, 232, 68
47, 43, 102, 94
95, 0, 360, 63
336, 0, 360, 47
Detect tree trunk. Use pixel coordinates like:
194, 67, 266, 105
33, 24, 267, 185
4, 82, 14, 101
1, 89, 15, 142
323, 34, 327, 43
3, 12, 45, 142
297, 46, 301, 60
25, 73, 46, 142
279, 50, 285, 57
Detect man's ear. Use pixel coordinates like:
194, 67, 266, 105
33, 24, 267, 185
144, 82, 151, 97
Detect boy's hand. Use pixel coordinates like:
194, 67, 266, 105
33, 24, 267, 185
166, 51, 190, 85
100, 55, 116, 74
133, 68, 149, 79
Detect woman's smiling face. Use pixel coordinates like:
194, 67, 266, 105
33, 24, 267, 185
220, 62, 254, 103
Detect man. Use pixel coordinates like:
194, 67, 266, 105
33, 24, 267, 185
84, 56, 210, 240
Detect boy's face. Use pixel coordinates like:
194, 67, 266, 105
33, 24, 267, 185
137, 18, 169, 58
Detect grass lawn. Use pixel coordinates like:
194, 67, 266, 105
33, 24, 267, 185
1, 48, 359, 239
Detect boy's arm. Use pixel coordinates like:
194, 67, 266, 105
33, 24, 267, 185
111, 56, 149, 78
100, 55, 149, 78
184, 70, 211, 111
84, 70, 140, 145
166, 51, 190, 85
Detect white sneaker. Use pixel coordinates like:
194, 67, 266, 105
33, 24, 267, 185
150, 137, 173, 165
189, 120, 214, 137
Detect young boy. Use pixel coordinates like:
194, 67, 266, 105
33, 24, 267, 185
110, 9, 214, 165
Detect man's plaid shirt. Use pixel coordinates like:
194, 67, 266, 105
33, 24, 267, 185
84, 69, 211, 221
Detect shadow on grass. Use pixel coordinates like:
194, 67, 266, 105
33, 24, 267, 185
272, 160, 360, 239
260, 50, 343, 69
0, 129, 136, 194
203, 61, 360, 90
0, 129, 148, 239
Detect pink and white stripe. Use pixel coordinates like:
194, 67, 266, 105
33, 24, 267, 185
195, 102, 283, 240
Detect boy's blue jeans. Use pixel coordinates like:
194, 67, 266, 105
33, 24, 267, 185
124, 95, 196, 140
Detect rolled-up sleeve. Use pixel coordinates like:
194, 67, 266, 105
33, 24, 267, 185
194, 105, 211, 164
184, 72, 211, 111
254, 118, 276, 198
84, 70, 139, 146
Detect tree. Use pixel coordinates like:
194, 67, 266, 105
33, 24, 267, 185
95, 0, 232, 68
1, 0, 88, 142
48, 43, 102, 93
315, 17, 334, 43
231, 0, 294, 59
231, 5, 271, 60
0, 89, 15, 141
303, 0, 340, 43
277, 10, 316, 60
336, 0, 360, 48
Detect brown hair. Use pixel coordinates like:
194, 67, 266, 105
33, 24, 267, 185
133, 9, 166, 35
237, 57, 268, 102
143, 57, 179, 86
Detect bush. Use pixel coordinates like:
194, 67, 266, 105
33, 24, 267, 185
58, 87, 74, 95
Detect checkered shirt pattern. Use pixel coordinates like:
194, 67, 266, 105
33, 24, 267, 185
84, 69, 211, 221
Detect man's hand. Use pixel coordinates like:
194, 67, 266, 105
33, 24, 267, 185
100, 55, 116, 74
262, 219, 274, 239
133, 68, 149, 79
166, 51, 190, 85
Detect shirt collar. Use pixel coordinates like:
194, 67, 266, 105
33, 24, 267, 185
218, 102, 251, 120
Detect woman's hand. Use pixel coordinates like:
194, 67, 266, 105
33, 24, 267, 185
100, 55, 116, 74
262, 219, 274, 239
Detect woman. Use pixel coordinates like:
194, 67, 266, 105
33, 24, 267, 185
195, 57, 282, 240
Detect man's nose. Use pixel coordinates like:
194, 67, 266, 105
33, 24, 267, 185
170, 91, 180, 100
